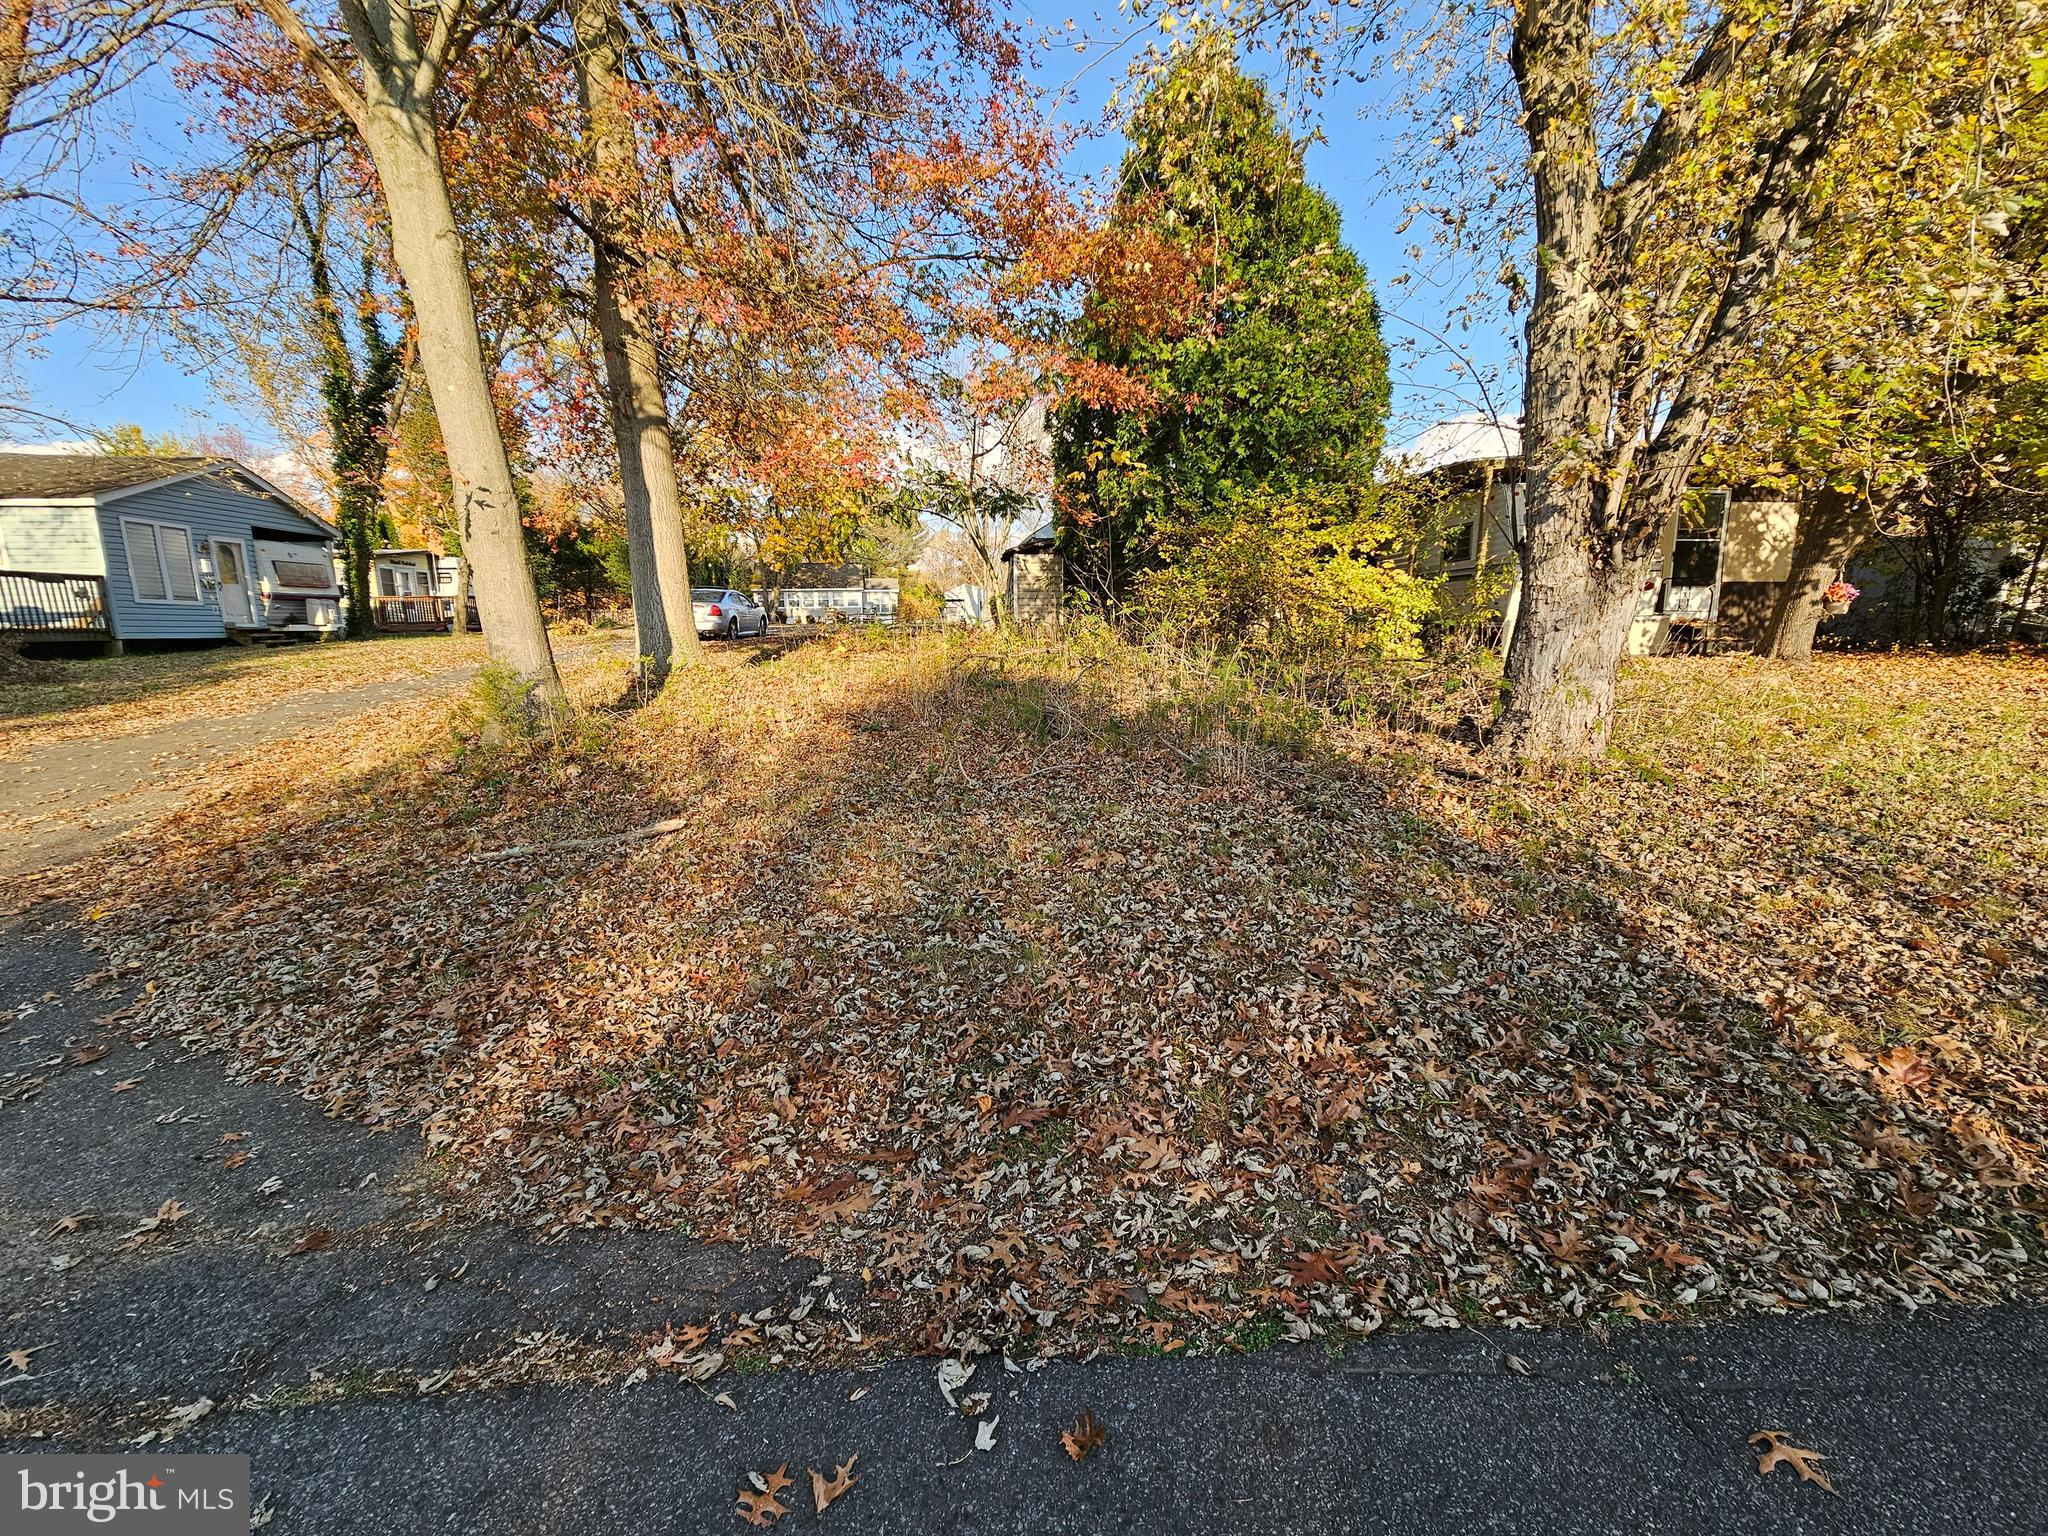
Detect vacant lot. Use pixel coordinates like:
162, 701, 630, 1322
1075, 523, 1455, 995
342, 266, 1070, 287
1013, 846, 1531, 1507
17, 633, 2044, 1363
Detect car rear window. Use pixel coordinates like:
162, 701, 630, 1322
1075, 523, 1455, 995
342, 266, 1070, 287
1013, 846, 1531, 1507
691, 588, 721, 601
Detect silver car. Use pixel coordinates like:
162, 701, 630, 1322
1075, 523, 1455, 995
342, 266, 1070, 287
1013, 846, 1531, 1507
692, 587, 769, 640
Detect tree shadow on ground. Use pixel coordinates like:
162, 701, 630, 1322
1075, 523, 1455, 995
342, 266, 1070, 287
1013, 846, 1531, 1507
40, 632, 2045, 1361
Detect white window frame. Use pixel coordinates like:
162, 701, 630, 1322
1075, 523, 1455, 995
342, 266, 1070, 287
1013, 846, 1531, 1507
120, 517, 202, 604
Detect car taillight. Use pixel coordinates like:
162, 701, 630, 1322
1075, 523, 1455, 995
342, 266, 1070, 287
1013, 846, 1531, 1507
708, 604, 722, 616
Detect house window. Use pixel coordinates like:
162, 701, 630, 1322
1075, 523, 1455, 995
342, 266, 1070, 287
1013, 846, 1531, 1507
1662, 490, 1730, 618
1444, 512, 1480, 569
379, 566, 398, 596
271, 558, 331, 589
121, 518, 200, 603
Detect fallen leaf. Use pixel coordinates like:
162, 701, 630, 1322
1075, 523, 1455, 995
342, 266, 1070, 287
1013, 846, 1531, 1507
66, 1043, 110, 1065
936, 1356, 974, 1410
809, 1456, 859, 1515
288, 1228, 334, 1255
975, 1416, 1000, 1452
5, 1343, 51, 1372
1061, 1409, 1106, 1462
737, 1464, 793, 1527
1749, 1430, 1836, 1494
165, 1397, 215, 1433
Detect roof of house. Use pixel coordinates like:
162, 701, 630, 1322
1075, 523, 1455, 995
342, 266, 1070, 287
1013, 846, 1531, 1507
0, 453, 337, 535
1004, 519, 1056, 559
0, 453, 215, 500
1386, 415, 1523, 475
779, 562, 899, 589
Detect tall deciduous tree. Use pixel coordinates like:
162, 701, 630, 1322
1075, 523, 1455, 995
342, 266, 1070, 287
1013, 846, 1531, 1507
1053, 32, 1390, 611
1700, 5, 2048, 661
566, 0, 698, 677
1493, 0, 1906, 756
1218, 0, 2040, 752
251, 0, 562, 702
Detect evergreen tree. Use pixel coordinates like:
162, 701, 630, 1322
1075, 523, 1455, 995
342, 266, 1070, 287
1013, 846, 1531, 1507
1053, 32, 1392, 610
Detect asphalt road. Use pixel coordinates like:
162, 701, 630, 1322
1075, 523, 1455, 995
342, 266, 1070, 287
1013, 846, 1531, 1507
4, 905, 2043, 1533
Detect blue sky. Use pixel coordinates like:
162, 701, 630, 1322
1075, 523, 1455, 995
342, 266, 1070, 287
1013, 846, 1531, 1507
10, 9, 1520, 455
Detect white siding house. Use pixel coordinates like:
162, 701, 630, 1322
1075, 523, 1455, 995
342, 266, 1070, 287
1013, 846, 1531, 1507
1391, 415, 1802, 654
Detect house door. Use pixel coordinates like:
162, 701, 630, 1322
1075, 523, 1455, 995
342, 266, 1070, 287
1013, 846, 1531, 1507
215, 540, 253, 627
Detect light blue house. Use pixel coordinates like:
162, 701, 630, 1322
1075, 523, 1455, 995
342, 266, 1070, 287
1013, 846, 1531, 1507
0, 454, 343, 651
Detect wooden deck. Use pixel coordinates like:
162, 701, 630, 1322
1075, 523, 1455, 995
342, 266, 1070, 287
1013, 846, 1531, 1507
0, 570, 112, 639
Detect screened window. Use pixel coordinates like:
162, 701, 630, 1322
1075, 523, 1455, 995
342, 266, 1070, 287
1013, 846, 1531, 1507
272, 559, 332, 589
121, 518, 199, 603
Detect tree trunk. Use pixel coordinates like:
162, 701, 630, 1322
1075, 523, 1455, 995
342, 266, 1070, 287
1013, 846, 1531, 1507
1495, 496, 1650, 761
0, 0, 33, 149
335, 0, 560, 703
1496, 0, 1646, 764
570, 0, 699, 679
452, 553, 470, 633
1758, 486, 1876, 662
1925, 532, 1964, 646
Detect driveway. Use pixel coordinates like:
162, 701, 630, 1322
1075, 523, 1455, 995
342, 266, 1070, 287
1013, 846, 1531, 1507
0, 673, 471, 878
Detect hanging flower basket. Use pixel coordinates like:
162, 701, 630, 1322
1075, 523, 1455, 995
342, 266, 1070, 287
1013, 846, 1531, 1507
1821, 580, 1860, 617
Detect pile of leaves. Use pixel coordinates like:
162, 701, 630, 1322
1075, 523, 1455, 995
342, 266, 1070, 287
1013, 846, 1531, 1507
39, 633, 2046, 1359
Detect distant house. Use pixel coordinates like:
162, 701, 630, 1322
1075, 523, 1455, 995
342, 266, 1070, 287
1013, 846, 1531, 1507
1392, 415, 1800, 654
0, 454, 342, 651
368, 547, 469, 632
769, 563, 899, 623
943, 583, 992, 625
1003, 521, 1062, 626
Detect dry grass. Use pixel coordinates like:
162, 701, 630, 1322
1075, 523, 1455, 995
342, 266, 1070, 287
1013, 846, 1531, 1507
15, 631, 2044, 1363
0, 633, 494, 762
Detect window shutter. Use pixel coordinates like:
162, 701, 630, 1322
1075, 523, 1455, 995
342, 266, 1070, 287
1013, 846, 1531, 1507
160, 526, 198, 600
124, 520, 167, 601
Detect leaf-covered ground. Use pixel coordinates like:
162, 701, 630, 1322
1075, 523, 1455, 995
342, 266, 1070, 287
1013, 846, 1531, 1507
23, 632, 2045, 1361
0, 632, 492, 762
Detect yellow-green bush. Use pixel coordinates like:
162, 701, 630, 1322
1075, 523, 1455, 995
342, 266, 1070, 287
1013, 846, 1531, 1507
1131, 483, 1439, 659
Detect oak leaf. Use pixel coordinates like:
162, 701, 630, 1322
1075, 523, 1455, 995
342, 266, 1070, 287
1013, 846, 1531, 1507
737, 1464, 793, 1527
809, 1456, 859, 1515
1749, 1430, 1836, 1494
1061, 1409, 1107, 1462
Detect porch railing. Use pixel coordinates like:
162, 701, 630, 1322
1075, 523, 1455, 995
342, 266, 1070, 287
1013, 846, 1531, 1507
370, 594, 477, 631
0, 570, 112, 637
